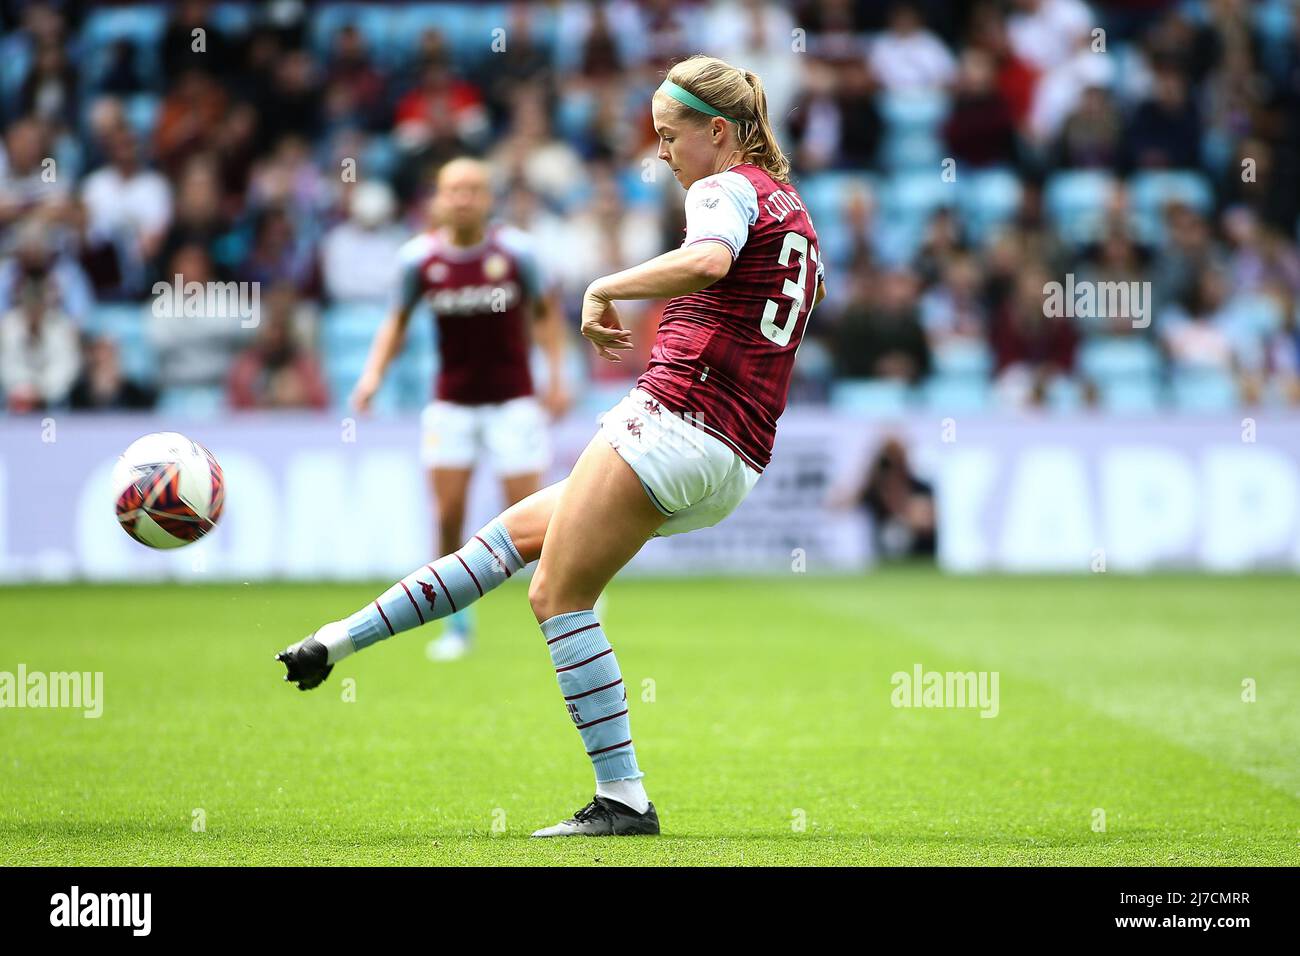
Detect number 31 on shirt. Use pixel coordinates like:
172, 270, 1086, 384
760, 231, 820, 347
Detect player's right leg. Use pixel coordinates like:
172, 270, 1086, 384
275, 479, 564, 689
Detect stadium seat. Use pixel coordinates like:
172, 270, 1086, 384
921, 375, 990, 413
89, 304, 158, 384
877, 89, 950, 131
829, 379, 912, 417
798, 171, 876, 270
210, 3, 254, 36
957, 168, 1022, 243
932, 339, 993, 378
1044, 170, 1119, 246
77, 6, 166, 91
310, 4, 396, 69
879, 170, 957, 264
1128, 170, 1214, 245
1079, 336, 1164, 414
1078, 337, 1162, 380
877, 90, 949, 170
1096, 377, 1162, 414
1046, 375, 1087, 413
0, 34, 31, 115
124, 94, 160, 139
156, 385, 227, 418
1170, 368, 1239, 413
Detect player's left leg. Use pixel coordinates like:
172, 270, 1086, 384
528, 434, 667, 836
276, 479, 565, 690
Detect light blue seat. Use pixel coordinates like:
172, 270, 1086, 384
921, 375, 989, 413
77, 6, 166, 90
829, 379, 912, 417
877, 89, 950, 131
877, 90, 949, 170
879, 131, 943, 170
1097, 377, 1162, 414
90, 304, 157, 384
124, 93, 159, 138
1045, 170, 1119, 246
1081, 333, 1164, 414
1128, 170, 1214, 244
1046, 375, 1087, 413
932, 339, 993, 377
879, 170, 956, 263
0, 34, 31, 112
211, 3, 254, 35
800, 172, 877, 225
958, 168, 1022, 242
1078, 336, 1162, 379
882, 170, 957, 229
1170, 368, 1238, 412
79, 6, 167, 48
157, 385, 226, 418
361, 134, 399, 181
390, 3, 510, 70
310, 4, 396, 67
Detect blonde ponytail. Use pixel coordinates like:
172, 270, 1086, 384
661, 55, 792, 184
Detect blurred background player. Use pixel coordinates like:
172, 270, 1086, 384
350, 157, 570, 661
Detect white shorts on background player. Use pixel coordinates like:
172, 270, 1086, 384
598, 387, 761, 537
420, 396, 551, 475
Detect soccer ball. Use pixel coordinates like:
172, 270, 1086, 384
112, 432, 225, 549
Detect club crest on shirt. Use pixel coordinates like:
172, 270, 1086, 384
483, 253, 509, 281
425, 260, 449, 283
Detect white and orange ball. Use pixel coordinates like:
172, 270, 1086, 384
112, 432, 225, 549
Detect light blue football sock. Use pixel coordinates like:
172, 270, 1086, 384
540, 609, 643, 784
320, 518, 525, 662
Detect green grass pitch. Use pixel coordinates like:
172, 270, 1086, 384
1, 571, 1296, 866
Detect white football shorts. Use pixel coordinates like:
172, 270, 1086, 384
598, 386, 762, 537
420, 395, 552, 476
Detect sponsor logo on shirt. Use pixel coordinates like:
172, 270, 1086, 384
427, 280, 522, 315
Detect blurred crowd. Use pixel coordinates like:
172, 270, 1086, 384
1, 0, 1299, 416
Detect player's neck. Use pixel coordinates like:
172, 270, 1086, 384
441, 224, 487, 249
712, 151, 746, 176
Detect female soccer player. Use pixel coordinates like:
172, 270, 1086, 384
278, 55, 826, 837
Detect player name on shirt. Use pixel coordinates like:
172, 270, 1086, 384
637, 162, 825, 472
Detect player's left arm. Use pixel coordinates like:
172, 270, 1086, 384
582, 173, 756, 361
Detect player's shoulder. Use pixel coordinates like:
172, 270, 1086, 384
685, 169, 760, 223
490, 222, 538, 261
397, 231, 441, 266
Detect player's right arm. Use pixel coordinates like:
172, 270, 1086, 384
351, 244, 425, 412
350, 304, 415, 412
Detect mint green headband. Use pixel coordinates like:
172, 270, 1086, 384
657, 79, 738, 124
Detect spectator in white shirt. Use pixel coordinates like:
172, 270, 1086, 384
80, 125, 172, 291
0, 273, 81, 413
320, 180, 406, 303
1007, 0, 1094, 74
868, 3, 957, 93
